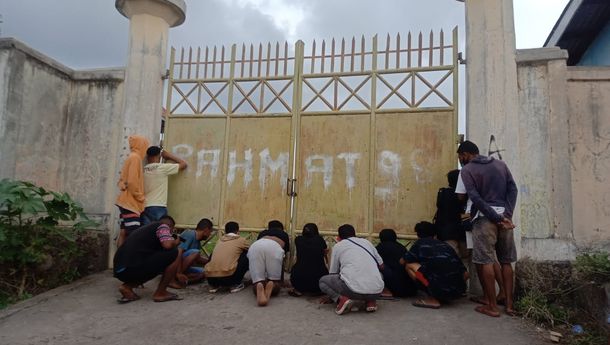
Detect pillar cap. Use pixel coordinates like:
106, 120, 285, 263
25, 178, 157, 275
116, 0, 186, 27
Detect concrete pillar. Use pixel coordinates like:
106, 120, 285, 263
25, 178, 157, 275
110, 0, 186, 266
464, 0, 520, 226
115, 0, 186, 149
462, 0, 521, 294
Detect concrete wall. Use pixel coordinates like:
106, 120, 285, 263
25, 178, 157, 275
578, 21, 610, 66
0, 38, 125, 225
567, 67, 610, 248
516, 47, 610, 260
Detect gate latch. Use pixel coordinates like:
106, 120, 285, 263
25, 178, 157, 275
286, 178, 297, 197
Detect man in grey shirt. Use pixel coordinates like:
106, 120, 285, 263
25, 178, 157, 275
457, 141, 518, 318
319, 224, 384, 315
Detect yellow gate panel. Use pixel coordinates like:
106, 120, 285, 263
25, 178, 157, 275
296, 114, 371, 234
165, 117, 227, 226
222, 116, 293, 229
374, 111, 455, 236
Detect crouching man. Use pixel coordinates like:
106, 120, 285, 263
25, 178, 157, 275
403, 221, 467, 309
319, 224, 384, 315
113, 216, 184, 303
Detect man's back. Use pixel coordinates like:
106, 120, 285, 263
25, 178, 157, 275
114, 222, 169, 269
461, 155, 517, 221
331, 238, 384, 294
144, 163, 180, 208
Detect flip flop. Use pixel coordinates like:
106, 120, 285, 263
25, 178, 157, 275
475, 305, 500, 318
288, 289, 303, 297
505, 308, 517, 316
412, 299, 440, 309
153, 293, 183, 303
117, 295, 140, 304
379, 295, 396, 300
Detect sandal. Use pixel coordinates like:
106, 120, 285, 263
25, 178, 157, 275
412, 299, 440, 309
153, 293, 183, 302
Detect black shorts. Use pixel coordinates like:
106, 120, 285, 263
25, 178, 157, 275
114, 249, 178, 285
118, 206, 141, 235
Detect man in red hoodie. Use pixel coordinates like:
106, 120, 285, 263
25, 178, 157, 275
116, 135, 150, 247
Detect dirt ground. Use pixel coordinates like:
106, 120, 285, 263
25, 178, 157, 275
0, 271, 547, 345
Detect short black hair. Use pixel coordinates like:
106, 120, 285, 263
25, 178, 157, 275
147, 146, 162, 157
447, 169, 460, 188
160, 215, 175, 227
338, 224, 356, 239
414, 221, 436, 238
302, 223, 319, 238
225, 221, 239, 234
196, 218, 213, 231
457, 140, 479, 154
379, 228, 397, 242
267, 220, 284, 231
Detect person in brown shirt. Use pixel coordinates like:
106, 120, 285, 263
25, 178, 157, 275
205, 221, 250, 293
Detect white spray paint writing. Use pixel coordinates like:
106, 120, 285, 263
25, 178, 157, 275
337, 152, 361, 190
375, 150, 402, 200
305, 155, 334, 190
227, 149, 253, 187
172, 145, 429, 195
259, 148, 289, 190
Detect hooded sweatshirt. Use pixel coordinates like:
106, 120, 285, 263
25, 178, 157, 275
115, 135, 150, 214
460, 155, 518, 223
205, 234, 250, 278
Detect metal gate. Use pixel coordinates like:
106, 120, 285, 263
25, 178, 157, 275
164, 29, 458, 244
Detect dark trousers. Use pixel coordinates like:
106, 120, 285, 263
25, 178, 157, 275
207, 252, 249, 287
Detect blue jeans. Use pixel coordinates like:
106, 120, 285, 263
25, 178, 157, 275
141, 206, 167, 225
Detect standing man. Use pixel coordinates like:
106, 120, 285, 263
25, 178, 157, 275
142, 146, 187, 225
116, 135, 150, 247
457, 140, 518, 317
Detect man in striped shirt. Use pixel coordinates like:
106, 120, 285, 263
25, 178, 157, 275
113, 216, 184, 303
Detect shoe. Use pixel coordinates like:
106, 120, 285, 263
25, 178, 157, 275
208, 286, 220, 293
229, 283, 245, 293
365, 300, 378, 312
335, 296, 354, 315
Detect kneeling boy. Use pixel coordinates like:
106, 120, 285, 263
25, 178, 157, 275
205, 221, 250, 293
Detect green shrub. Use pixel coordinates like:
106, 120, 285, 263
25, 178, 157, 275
574, 252, 610, 284
515, 290, 571, 327
0, 179, 96, 305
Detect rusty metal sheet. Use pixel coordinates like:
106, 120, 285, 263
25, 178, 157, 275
222, 117, 292, 229
295, 114, 370, 233
374, 111, 455, 236
165, 117, 226, 226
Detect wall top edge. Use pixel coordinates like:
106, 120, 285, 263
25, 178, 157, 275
567, 66, 610, 81
0, 37, 125, 82
516, 47, 569, 64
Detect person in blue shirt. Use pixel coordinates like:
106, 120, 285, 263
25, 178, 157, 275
174, 218, 213, 287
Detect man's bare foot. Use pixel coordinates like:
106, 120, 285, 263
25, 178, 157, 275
256, 282, 268, 306
505, 305, 516, 316
169, 280, 186, 289
264, 281, 275, 301
152, 291, 183, 302
475, 305, 500, 317
118, 284, 140, 303
470, 295, 506, 306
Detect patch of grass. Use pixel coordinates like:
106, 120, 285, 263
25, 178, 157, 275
574, 252, 610, 284
568, 331, 608, 345
515, 290, 571, 327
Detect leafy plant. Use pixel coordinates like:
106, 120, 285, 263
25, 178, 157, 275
574, 252, 610, 284
515, 290, 571, 327
0, 179, 96, 304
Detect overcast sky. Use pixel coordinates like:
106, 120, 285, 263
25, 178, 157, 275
0, 0, 569, 70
